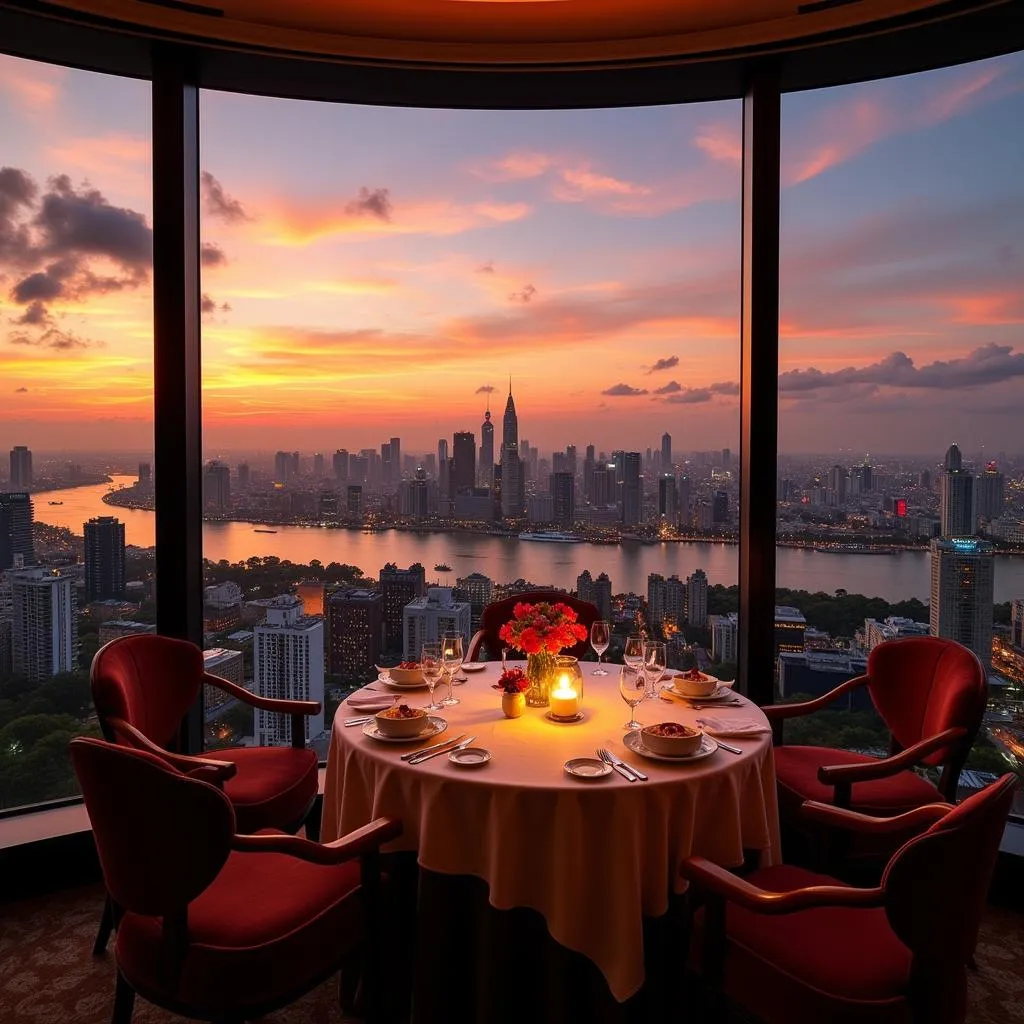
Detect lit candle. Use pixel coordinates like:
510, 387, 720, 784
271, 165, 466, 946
550, 674, 579, 718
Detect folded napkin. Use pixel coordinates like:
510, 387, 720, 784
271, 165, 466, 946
347, 694, 396, 711
696, 716, 770, 737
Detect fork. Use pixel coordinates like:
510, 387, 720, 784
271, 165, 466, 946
597, 748, 641, 782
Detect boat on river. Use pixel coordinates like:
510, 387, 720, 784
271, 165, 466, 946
253, 528, 278, 534
517, 531, 583, 544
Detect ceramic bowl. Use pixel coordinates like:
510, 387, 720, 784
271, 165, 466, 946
374, 706, 429, 738
640, 722, 704, 757
672, 672, 718, 697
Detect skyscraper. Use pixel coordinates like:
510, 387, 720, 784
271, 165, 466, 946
203, 460, 231, 512
658, 475, 678, 520
712, 490, 730, 526
687, 569, 709, 627
237, 462, 250, 490
390, 438, 401, 481
665, 575, 686, 627
593, 573, 613, 622
333, 449, 349, 483
576, 570, 594, 604
550, 471, 575, 527
451, 431, 476, 494
138, 462, 151, 485
456, 572, 494, 630
621, 452, 642, 526
84, 516, 126, 601
327, 588, 383, 680
1011, 598, 1024, 649
10, 568, 76, 682
590, 464, 614, 506
977, 461, 1005, 521
929, 537, 994, 668
380, 562, 426, 651
0, 492, 35, 570
583, 445, 596, 501
479, 399, 494, 490
313, 452, 325, 478
500, 383, 524, 518
274, 450, 292, 484
253, 595, 324, 745
661, 433, 672, 472
647, 573, 666, 626
402, 587, 472, 661
438, 439, 449, 503
9, 446, 32, 490
939, 443, 975, 538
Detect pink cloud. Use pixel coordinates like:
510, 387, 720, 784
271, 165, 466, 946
693, 122, 741, 164
0, 57, 64, 112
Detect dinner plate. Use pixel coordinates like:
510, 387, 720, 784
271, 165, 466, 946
564, 757, 612, 780
623, 730, 719, 763
379, 672, 429, 690
461, 662, 487, 673
449, 746, 491, 766
663, 684, 735, 703
361, 715, 447, 743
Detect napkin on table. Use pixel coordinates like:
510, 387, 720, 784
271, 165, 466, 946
346, 693, 396, 711
696, 716, 770, 737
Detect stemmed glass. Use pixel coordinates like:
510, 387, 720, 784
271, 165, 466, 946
590, 620, 611, 675
623, 635, 644, 672
643, 641, 667, 700
619, 664, 646, 730
421, 643, 443, 712
441, 632, 463, 707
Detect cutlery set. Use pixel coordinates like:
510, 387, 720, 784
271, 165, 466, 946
403, 734, 476, 765
597, 747, 648, 782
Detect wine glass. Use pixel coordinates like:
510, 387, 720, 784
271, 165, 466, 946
441, 632, 463, 707
643, 641, 667, 700
623, 635, 644, 671
590, 620, 611, 675
619, 664, 646, 730
421, 643, 443, 712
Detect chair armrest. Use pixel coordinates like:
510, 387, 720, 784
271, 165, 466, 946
817, 727, 967, 786
762, 674, 870, 722
680, 856, 883, 915
799, 799, 953, 834
204, 673, 321, 716
465, 630, 486, 663
108, 717, 237, 783
232, 817, 403, 865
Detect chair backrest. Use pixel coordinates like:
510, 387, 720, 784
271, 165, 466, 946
69, 736, 234, 917
867, 637, 987, 766
91, 634, 204, 748
882, 773, 1016, 964
473, 590, 600, 661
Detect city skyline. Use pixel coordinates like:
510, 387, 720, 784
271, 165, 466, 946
1, 51, 1024, 453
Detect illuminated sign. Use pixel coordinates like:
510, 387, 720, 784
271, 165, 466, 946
895, 498, 907, 517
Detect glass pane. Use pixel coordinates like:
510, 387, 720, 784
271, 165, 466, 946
777, 53, 1024, 811
197, 92, 742, 751
0, 55, 153, 810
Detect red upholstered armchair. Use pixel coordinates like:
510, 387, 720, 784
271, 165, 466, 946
465, 590, 600, 662
682, 774, 1016, 1024
764, 637, 987, 824
70, 737, 401, 1024
90, 634, 322, 953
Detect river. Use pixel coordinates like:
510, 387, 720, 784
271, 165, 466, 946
32, 477, 1024, 604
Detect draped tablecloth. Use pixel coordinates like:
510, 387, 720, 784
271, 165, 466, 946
321, 663, 780, 1003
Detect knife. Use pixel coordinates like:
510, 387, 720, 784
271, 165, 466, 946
408, 735, 476, 765
713, 738, 743, 755
400, 733, 466, 761
604, 748, 648, 782
344, 716, 374, 727
598, 750, 636, 782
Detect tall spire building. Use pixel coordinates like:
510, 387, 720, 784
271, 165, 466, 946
939, 443, 975, 538
500, 382, 524, 518
479, 395, 494, 490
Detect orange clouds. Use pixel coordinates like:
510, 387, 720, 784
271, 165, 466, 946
0, 57, 64, 113
693, 122, 742, 164
552, 166, 652, 201
946, 291, 1024, 326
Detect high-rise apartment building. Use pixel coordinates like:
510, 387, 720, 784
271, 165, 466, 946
479, 402, 494, 490
712, 490, 730, 526
10, 568, 77, 682
664, 575, 686, 627
550, 471, 575, 527
236, 462, 250, 490
590, 464, 614, 506
346, 485, 363, 516
253, 595, 324, 746
203, 647, 244, 715
661, 433, 672, 472
576, 570, 594, 604
402, 588, 472, 661
333, 449, 349, 483
313, 452, 325, 478
647, 573, 666, 626
327, 588, 383, 679
437, 439, 449, 503
380, 562, 426, 650
686, 569, 708, 627
389, 438, 401, 482
976, 461, 1005, 521
929, 537, 994, 668
203, 460, 231, 512
451, 431, 476, 494
621, 452, 642, 526
658, 475, 678, 521
939, 443, 975, 538
84, 516, 126, 602
827, 465, 847, 506
456, 572, 493, 630
138, 462, 152, 485
0, 492, 35, 570
9, 446, 32, 490
583, 445, 596, 501
592, 572, 613, 622
709, 612, 739, 663
1011, 598, 1024, 650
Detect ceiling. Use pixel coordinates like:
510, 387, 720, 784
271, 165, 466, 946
34, 0, 958, 64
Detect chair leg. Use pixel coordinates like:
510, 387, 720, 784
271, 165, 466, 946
111, 970, 135, 1024
94, 893, 115, 956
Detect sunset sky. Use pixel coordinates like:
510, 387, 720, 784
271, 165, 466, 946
1, 49, 1022, 456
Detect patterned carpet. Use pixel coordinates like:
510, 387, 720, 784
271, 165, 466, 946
1, 883, 1022, 1023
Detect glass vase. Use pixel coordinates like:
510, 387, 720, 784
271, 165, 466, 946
525, 651, 557, 707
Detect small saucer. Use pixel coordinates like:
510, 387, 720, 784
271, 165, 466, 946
545, 710, 584, 724
449, 746, 491, 767
564, 757, 611, 780
461, 663, 487, 673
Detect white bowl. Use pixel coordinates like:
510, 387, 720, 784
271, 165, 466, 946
640, 723, 704, 757
672, 672, 718, 697
386, 665, 424, 685
374, 706, 429, 738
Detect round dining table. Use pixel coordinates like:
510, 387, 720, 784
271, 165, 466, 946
320, 661, 780, 1006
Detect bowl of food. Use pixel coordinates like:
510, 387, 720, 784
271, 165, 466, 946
386, 661, 424, 685
374, 704, 430, 738
640, 722, 704, 757
672, 667, 718, 697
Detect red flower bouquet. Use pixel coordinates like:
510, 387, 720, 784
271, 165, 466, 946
493, 667, 529, 694
498, 601, 588, 656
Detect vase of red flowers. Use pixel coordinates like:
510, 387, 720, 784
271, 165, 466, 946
498, 601, 589, 708
493, 667, 529, 718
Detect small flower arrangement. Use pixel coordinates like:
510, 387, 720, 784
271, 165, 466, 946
498, 601, 589, 656
493, 667, 529, 694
